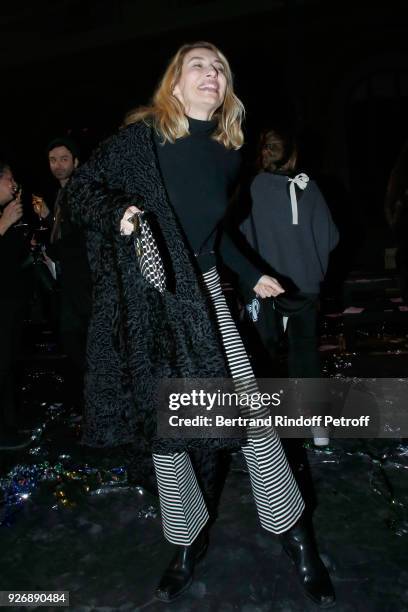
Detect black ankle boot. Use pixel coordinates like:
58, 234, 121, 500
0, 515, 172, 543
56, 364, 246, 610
155, 529, 209, 602
280, 515, 335, 608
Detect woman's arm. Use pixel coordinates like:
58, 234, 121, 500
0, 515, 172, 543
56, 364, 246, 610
219, 180, 285, 297
219, 226, 284, 298
0, 197, 23, 236
219, 226, 263, 288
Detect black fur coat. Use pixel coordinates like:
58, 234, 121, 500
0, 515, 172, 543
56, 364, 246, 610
67, 121, 235, 453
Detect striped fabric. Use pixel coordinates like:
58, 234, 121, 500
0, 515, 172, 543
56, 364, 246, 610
153, 267, 304, 544
152, 452, 209, 545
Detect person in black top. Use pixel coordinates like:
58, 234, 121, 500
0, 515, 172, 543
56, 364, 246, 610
67, 43, 335, 607
0, 161, 31, 450
242, 129, 339, 446
35, 138, 92, 412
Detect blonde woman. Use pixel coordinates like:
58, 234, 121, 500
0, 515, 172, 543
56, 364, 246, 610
67, 43, 335, 607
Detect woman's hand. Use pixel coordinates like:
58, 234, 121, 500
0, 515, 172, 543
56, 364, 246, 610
253, 275, 285, 298
120, 205, 142, 236
0, 197, 23, 235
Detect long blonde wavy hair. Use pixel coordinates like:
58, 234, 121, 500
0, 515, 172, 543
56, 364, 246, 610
123, 42, 245, 150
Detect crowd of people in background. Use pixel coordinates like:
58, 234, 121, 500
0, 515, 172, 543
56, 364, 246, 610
0, 138, 91, 451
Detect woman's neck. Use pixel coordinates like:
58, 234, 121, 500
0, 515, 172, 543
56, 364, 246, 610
185, 108, 214, 121
187, 115, 217, 136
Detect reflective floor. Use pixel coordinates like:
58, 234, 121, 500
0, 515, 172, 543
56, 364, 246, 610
1, 275, 408, 611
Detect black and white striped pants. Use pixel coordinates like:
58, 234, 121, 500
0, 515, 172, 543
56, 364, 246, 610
153, 267, 304, 545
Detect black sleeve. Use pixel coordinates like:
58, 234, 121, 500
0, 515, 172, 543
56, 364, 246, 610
216, 167, 265, 289
218, 226, 263, 289
66, 128, 144, 237
220, 198, 293, 293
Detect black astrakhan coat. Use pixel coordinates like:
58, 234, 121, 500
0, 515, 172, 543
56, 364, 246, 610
67, 120, 234, 453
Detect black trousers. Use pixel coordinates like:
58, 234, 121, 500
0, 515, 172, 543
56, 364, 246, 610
242, 294, 320, 379
0, 299, 24, 432
286, 298, 320, 378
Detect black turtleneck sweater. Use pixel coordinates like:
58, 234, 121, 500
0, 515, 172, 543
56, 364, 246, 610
154, 116, 261, 288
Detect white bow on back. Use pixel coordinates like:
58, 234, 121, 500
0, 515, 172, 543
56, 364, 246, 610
287, 173, 309, 225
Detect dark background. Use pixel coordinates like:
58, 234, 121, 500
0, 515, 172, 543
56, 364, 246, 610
2, 0, 408, 269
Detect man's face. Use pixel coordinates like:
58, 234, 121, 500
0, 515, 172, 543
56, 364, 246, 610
0, 167, 17, 207
48, 146, 78, 183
